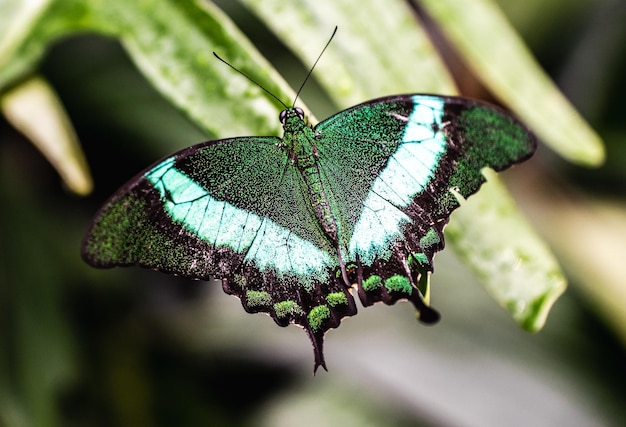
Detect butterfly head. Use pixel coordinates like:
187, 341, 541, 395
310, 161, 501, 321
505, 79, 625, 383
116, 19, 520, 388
279, 107, 308, 131
280, 107, 305, 123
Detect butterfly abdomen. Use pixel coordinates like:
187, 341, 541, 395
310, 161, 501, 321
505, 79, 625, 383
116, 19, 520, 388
298, 152, 340, 245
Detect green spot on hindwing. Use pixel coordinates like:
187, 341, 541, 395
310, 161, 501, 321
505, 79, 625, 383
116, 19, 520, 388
411, 252, 429, 266
420, 228, 440, 248
384, 275, 412, 295
326, 292, 348, 307
246, 290, 271, 307
336, 264, 356, 279
308, 305, 331, 332
363, 275, 382, 292
274, 300, 302, 318
233, 274, 246, 288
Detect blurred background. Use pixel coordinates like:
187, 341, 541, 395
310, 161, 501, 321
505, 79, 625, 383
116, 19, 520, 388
2, 0, 626, 426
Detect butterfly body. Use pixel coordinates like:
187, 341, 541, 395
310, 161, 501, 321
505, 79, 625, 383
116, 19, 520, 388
82, 94, 536, 372
282, 108, 341, 248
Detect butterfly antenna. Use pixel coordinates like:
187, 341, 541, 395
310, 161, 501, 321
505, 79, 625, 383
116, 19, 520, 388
213, 52, 288, 109
292, 26, 338, 107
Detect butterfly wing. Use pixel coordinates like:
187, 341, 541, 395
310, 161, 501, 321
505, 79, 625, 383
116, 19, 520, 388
82, 136, 358, 370
314, 94, 536, 316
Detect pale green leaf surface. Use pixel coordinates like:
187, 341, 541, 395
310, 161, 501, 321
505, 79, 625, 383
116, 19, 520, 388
243, 0, 563, 328
241, 0, 457, 109
108, 0, 294, 138
0, 0, 297, 138
0, 0, 51, 90
1, 76, 92, 195
446, 170, 566, 331
419, 0, 605, 166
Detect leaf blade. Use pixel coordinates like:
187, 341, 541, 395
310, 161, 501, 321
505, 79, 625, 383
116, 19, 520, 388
1, 76, 92, 195
240, 0, 458, 107
446, 170, 567, 331
419, 0, 605, 166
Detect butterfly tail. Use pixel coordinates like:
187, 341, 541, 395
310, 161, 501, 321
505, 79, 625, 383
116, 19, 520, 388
222, 265, 359, 373
304, 281, 358, 374
307, 327, 328, 374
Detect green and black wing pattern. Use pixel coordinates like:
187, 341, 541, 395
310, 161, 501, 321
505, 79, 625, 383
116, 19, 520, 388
82, 94, 536, 372
82, 136, 356, 370
313, 94, 535, 319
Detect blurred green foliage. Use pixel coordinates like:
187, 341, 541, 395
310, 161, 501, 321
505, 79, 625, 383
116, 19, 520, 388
1, 0, 626, 426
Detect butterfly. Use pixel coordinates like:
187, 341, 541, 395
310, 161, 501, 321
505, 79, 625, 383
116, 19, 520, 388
82, 88, 536, 372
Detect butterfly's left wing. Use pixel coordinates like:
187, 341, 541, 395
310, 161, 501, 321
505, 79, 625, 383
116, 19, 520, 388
82, 136, 357, 371
313, 94, 536, 318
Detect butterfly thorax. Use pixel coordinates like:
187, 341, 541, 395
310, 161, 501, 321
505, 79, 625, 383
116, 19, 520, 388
280, 108, 340, 246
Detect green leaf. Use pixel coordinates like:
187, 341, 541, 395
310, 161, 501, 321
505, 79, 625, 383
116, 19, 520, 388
0, 0, 296, 138
106, 0, 294, 137
446, 170, 567, 331
0, 0, 52, 90
419, 0, 605, 167
239, 0, 458, 106
1, 76, 93, 195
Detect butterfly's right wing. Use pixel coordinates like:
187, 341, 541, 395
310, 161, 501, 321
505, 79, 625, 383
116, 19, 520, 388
313, 95, 535, 319
82, 137, 357, 371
